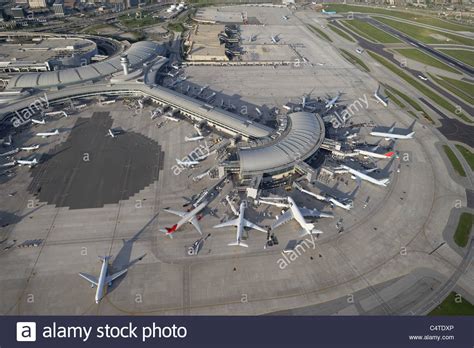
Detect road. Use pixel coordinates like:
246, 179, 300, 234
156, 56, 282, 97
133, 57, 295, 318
364, 16, 474, 76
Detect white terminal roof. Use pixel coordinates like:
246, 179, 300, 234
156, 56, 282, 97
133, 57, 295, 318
239, 112, 325, 175
7, 41, 162, 89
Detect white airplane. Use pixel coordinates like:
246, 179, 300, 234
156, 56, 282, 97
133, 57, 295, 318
16, 158, 38, 167
176, 158, 199, 167
106, 129, 119, 138
196, 85, 209, 97
36, 129, 59, 138
354, 144, 395, 160
150, 109, 161, 120
281, 15, 289, 20
0, 148, 19, 157
185, 135, 204, 142
100, 100, 116, 105
213, 202, 267, 247
325, 92, 341, 109
256, 196, 332, 237
0, 161, 16, 168
20, 145, 40, 151
374, 90, 388, 107
78, 256, 128, 304
163, 115, 180, 122
370, 124, 415, 140
161, 201, 208, 237
31, 118, 46, 125
335, 164, 390, 187
294, 182, 353, 211
43, 110, 68, 117
271, 34, 280, 44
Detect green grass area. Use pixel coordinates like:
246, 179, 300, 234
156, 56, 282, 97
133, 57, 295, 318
394, 48, 460, 74
342, 19, 401, 43
385, 86, 434, 123
307, 24, 332, 42
385, 90, 405, 108
429, 292, 474, 315
439, 49, 474, 68
168, 22, 185, 32
455, 145, 474, 171
453, 212, 473, 248
374, 17, 474, 46
327, 24, 355, 42
367, 51, 472, 123
443, 145, 466, 177
426, 74, 474, 105
119, 13, 162, 29
339, 48, 370, 72
324, 4, 473, 32
83, 24, 116, 35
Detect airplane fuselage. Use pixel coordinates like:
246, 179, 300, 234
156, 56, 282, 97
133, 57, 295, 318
95, 259, 109, 303
370, 131, 414, 140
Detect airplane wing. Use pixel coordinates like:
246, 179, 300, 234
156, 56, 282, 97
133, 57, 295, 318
243, 219, 267, 233
214, 218, 239, 228
105, 268, 128, 284
299, 208, 322, 218
272, 209, 294, 230
189, 216, 203, 235
163, 208, 186, 217
78, 272, 98, 286
299, 207, 333, 218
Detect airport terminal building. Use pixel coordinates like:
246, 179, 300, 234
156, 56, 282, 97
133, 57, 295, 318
1, 38, 326, 182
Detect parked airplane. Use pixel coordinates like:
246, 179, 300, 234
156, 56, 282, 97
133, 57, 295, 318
281, 15, 289, 20
20, 145, 40, 151
176, 158, 199, 167
196, 85, 209, 97
354, 146, 395, 160
100, 99, 116, 105
325, 92, 341, 109
335, 164, 390, 187
0, 148, 19, 157
161, 201, 208, 237
31, 118, 46, 125
0, 161, 16, 168
36, 129, 59, 138
163, 115, 180, 122
256, 196, 332, 237
17, 158, 38, 167
78, 256, 128, 304
185, 135, 204, 142
43, 110, 68, 117
370, 124, 415, 140
271, 34, 280, 43
374, 88, 388, 107
294, 182, 353, 211
213, 202, 266, 247
106, 129, 119, 138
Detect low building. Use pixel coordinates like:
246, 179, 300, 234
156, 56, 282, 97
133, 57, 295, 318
185, 25, 229, 62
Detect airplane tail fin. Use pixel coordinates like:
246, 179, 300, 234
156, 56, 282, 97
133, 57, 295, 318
160, 224, 178, 238
228, 241, 249, 248
384, 151, 395, 158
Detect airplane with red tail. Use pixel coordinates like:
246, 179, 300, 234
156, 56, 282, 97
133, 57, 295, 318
161, 201, 208, 237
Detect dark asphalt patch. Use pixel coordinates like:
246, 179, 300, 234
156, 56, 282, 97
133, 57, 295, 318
27, 112, 164, 209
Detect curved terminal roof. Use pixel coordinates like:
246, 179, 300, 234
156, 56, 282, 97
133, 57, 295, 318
0, 83, 272, 139
239, 112, 325, 175
7, 41, 162, 89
